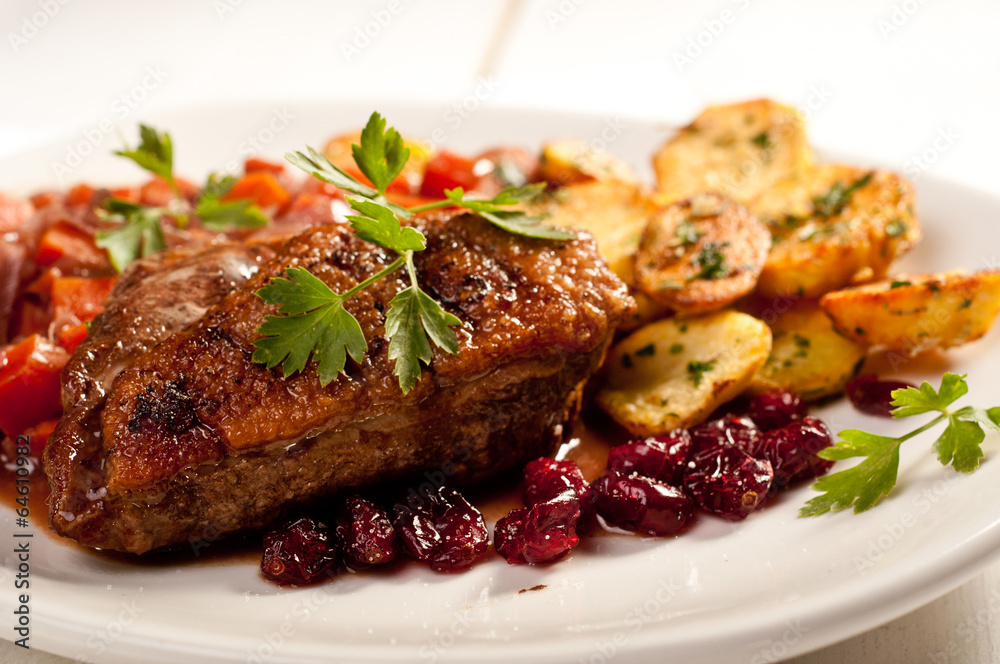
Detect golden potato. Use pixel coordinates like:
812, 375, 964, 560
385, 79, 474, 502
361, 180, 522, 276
533, 180, 658, 281
322, 130, 432, 192
633, 192, 770, 316
819, 270, 1000, 355
745, 297, 866, 400
749, 165, 920, 298
596, 312, 772, 436
653, 98, 814, 203
537, 138, 638, 187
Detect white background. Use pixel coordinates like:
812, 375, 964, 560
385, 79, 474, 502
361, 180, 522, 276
2, 1, 1000, 662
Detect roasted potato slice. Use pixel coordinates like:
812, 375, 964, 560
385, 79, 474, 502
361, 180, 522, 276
533, 180, 658, 281
653, 99, 813, 203
749, 165, 920, 298
819, 271, 1000, 355
537, 138, 637, 187
322, 130, 432, 191
597, 312, 772, 436
634, 192, 770, 316
746, 297, 866, 400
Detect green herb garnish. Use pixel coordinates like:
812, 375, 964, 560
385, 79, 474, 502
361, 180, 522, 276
687, 359, 716, 387
801, 373, 1000, 516
255, 112, 569, 393
690, 242, 729, 280
99, 125, 268, 270
674, 220, 704, 246
811, 172, 873, 219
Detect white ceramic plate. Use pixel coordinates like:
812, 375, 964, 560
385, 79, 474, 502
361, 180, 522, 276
2, 102, 1000, 664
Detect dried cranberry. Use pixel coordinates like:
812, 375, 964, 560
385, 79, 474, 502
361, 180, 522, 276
683, 446, 773, 520
392, 505, 441, 561
261, 517, 339, 585
846, 374, 916, 417
337, 495, 398, 566
523, 458, 588, 506
689, 415, 761, 456
748, 390, 808, 431
607, 430, 692, 484
394, 486, 489, 572
747, 417, 835, 489
590, 472, 694, 536
495, 498, 581, 565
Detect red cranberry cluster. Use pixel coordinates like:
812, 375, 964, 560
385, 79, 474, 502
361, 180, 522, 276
260, 390, 836, 583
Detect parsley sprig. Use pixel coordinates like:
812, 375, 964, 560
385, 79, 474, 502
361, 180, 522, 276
801, 373, 1000, 516
96, 125, 268, 271
257, 112, 569, 393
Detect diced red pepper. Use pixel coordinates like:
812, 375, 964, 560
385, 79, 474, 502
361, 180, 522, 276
223, 171, 291, 210
50, 276, 117, 324
0, 335, 68, 437
56, 323, 89, 354
244, 157, 285, 175
64, 184, 96, 208
419, 151, 483, 199
29, 191, 58, 210
0, 193, 33, 233
34, 221, 106, 268
110, 186, 141, 203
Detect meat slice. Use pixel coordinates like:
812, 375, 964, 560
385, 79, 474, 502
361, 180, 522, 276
45, 212, 632, 554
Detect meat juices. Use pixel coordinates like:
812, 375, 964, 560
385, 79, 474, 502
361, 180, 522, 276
45, 212, 633, 554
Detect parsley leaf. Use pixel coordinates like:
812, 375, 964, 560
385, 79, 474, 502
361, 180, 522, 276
285, 146, 376, 198
890, 372, 967, 417
196, 174, 268, 231
441, 185, 575, 240
352, 112, 410, 196
252, 267, 367, 385
345, 197, 425, 252
801, 373, 999, 516
95, 200, 168, 272
254, 197, 462, 393
115, 124, 175, 189
385, 272, 461, 393
799, 430, 902, 516
284, 145, 410, 217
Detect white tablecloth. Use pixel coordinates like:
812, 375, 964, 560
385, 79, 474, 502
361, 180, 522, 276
2, 1, 1000, 662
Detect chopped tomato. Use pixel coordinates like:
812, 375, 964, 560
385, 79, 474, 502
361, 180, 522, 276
29, 191, 58, 210
64, 184, 96, 208
223, 171, 291, 210
0, 194, 33, 233
51, 276, 116, 323
55, 323, 88, 354
244, 157, 285, 175
34, 221, 105, 268
139, 176, 198, 206
110, 186, 141, 203
419, 151, 483, 199
0, 335, 68, 437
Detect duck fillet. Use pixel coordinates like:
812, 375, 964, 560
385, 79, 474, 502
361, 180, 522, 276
44, 212, 633, 554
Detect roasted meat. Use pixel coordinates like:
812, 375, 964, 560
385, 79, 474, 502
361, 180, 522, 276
45, 212, 632, 554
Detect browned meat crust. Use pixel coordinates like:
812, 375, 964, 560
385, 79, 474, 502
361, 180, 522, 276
45, 212, 632, 553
